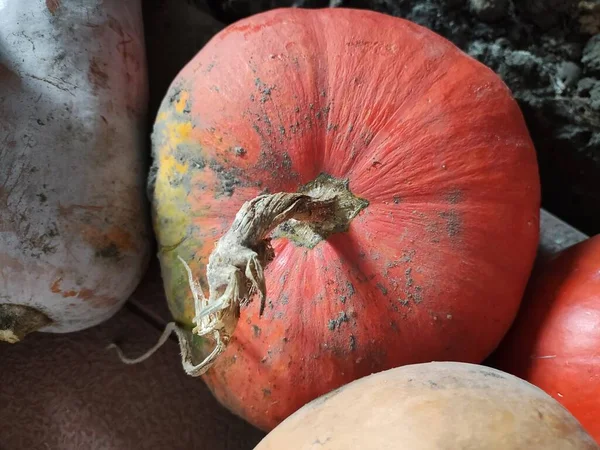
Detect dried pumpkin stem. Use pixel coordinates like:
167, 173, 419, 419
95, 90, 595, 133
109, 173, 368, 376
179, 192, 337, 375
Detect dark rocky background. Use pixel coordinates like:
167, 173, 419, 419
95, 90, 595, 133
145, 0, 599, 235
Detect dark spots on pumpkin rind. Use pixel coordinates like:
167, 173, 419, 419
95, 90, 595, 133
476, 368, 505, 379
439, 210, 462, 238
400, 249, 415, 263
445, 188, 463, 204
349, 334, 357, 351
347, 281, 355, 297
404, 267, 415, 286
361, 130, 375, 146
260, 350, 274, 364
252, 325, 261, 337
376, 282, 388, 295
413, 286, 424, 304
328, 311, 349, 331
233, 146, 246, 156
262, 388, 271, 397
208, 159, 244, 197
263, 114, 272, 128
255, 149, 299, 182
427, 380, 442, 389
254, 78, 275, 103
168, 86, 183, 105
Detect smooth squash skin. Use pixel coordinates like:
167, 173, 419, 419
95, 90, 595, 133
255, 362, 599, 450
490, 235, 600, 443
0, 0, 151, 340
149, 8, 540, 430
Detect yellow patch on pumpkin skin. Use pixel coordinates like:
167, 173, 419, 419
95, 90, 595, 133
152, 104, 211, 327
153, 114, 195, 250
158, 120, 194, 175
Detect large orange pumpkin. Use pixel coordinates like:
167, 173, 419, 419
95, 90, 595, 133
490, 235, 600, 443
148, 7, 540, 431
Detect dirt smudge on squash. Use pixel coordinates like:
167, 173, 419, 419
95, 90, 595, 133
88, 58, 109, 92
252, 324, 261, 337
95, 243, 121, 260
23, 224, 59, 258
46, 0, 60, 15
79, 225, 135, 261
58, 204, 104, 217
49, 278, 117, 308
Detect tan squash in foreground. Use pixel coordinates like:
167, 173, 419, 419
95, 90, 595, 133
255, 362, 599, 450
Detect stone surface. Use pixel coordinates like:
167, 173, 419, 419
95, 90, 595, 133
205, 0, 600, 235
468, 0, 508, 22
538, 208, 589, 255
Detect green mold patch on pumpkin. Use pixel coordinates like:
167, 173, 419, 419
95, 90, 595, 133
271, 173, 369, 249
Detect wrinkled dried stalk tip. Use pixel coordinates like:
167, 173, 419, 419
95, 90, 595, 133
109, 173, 368, 375
107, 193, 335, 376
180, 192, 336, 375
